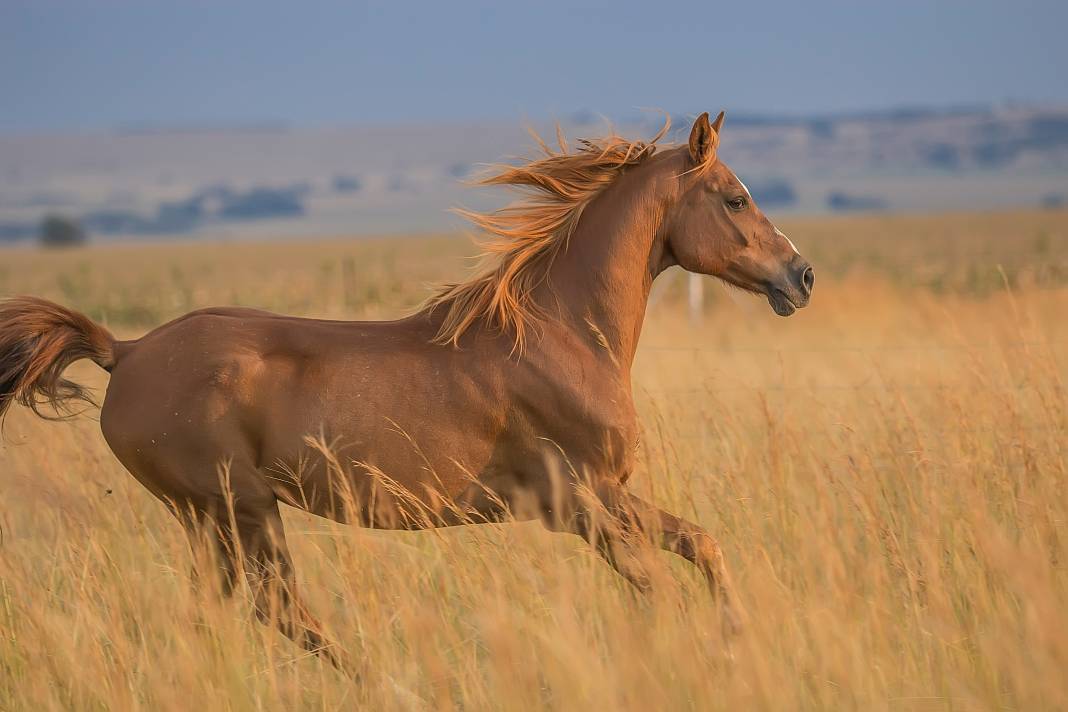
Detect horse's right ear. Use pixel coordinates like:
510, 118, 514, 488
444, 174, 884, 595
688, 112, 717, 164
710, 110, 725, 134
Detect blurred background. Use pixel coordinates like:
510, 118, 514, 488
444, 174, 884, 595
1, 0, 1067, 244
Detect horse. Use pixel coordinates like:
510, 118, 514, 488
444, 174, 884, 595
0, 111, 813, 668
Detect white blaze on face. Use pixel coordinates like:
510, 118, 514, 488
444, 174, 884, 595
775, 227, 800, 255
736, 170, 800, 256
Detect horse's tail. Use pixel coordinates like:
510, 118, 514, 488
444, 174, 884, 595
0, 296, 116, 420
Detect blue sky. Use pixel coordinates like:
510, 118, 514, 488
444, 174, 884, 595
2, 0, 1066, 132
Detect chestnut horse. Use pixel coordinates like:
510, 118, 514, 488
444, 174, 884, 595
0, 112, 812, 666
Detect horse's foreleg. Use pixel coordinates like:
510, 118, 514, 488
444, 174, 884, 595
622, 492, 743, 636
567, 503, 654, 593
567, 484, 742, 637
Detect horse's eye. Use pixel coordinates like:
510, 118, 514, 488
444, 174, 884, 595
726, 196, 748, 211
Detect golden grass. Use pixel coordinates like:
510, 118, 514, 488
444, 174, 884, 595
1, 209, 1066, 710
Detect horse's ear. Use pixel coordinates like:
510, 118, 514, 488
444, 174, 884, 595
688, 112, 717, 164
711, 110, 726, 134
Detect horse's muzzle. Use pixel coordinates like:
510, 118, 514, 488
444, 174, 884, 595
767, 258, 813, 316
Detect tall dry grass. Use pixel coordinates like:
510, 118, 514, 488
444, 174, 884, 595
0, 210, 1066, 710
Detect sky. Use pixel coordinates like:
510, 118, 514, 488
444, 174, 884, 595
1, 0, 1067, 133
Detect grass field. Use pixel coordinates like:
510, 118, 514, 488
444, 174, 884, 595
1, 209, 1066, 710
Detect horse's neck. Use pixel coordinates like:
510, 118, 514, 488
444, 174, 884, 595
542, 163, 671, 371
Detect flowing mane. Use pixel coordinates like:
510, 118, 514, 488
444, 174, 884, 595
425, 119, 674, 350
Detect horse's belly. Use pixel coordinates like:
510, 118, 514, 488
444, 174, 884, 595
253, 374, 506, 527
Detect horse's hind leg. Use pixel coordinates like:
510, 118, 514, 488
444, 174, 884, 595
177, 508, 239, 598
173, 463, 341, 670
101, 382, 343, 667
193, 489, 343, 669
125, 455, 344, 668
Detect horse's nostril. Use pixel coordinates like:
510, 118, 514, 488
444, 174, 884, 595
801, 266, 814, 294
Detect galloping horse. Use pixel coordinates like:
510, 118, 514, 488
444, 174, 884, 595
0, 112, 812, 666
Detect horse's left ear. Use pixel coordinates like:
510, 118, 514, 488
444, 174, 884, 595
687, 112, 713, 165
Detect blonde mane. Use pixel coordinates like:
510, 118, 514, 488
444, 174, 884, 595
426, 119, 676, 351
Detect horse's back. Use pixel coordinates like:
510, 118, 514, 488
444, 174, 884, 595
101, 306, 429, 440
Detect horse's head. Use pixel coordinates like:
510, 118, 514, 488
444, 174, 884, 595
664, 111, 813, 316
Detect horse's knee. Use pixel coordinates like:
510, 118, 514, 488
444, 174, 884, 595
679, 531, 725, 570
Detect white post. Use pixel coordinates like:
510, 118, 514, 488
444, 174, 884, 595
688, 273, 703, 325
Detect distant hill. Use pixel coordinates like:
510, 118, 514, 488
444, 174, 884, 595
1, 105, 1066, 242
